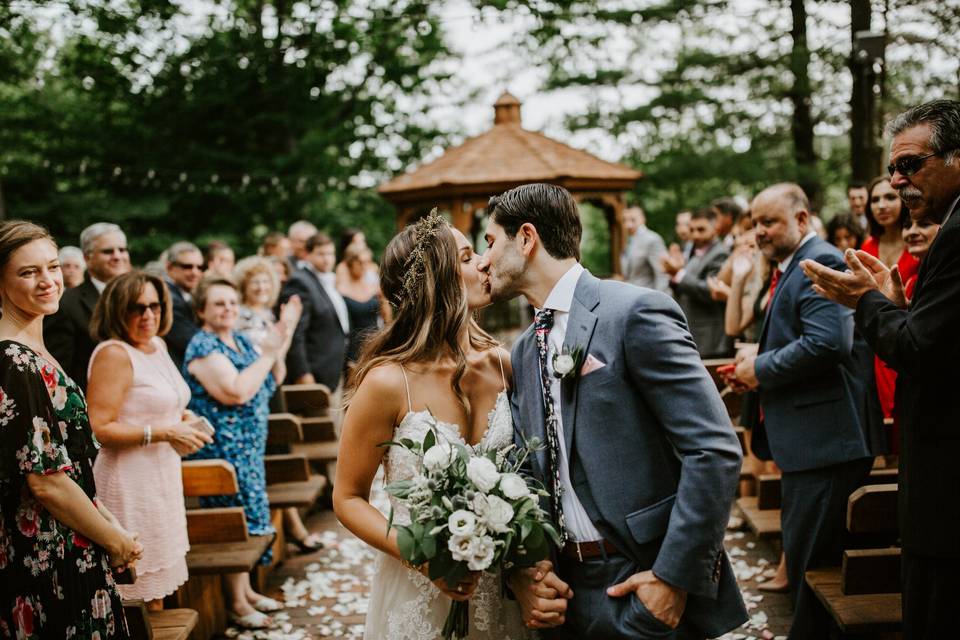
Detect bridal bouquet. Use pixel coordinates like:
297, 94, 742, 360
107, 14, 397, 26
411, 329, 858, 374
382, 420, 560, 640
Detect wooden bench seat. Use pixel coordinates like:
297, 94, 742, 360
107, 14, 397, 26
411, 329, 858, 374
267, 475, 328, 509
185, 535, 274, 574
281, 383, 332, 417
806, 569, 902, 633
290, 440, 339, 464
267, 413, 303, 445
735, 496, 782, 539
124, 601, 199, 640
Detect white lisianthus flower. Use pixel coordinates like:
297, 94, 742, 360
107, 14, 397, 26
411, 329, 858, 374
483, 495, 514, 533
448, 535, 473, 562
422, 443, 455, 472
468, 536, 496, 571
448, 510, 477, 537
467, 457, 500, 492
499, 473, 530, 500
553, 353, 576, 376
472, 493, 489, 517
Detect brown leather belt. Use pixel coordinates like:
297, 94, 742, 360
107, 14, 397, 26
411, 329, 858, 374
561, 539, 620, 562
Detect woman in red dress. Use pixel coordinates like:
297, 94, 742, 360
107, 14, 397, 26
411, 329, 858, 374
861, 176, 919, 453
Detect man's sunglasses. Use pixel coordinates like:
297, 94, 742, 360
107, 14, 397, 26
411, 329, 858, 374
887, 150, 953, 177
173, 262, 203, 271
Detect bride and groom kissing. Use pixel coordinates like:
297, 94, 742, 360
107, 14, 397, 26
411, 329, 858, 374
334, 183, 748, 639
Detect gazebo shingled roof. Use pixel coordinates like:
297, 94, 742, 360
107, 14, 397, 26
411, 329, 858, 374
378, 92, 643, 275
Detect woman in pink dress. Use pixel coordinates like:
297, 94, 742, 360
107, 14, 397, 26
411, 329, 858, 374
87, 271, 213, 610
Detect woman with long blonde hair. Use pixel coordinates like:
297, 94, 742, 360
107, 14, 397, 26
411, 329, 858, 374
333, 211, 530, 639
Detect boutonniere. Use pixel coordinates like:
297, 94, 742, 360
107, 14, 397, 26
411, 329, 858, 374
552, 345, 584, 380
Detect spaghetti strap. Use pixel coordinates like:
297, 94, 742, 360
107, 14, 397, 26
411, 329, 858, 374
495, 348, 507, 391
399, 365, 413, 412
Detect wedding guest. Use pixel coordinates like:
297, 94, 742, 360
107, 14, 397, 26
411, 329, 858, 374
862, 175, 920, 446
716, 228, 769, 341
664, 207, 732, 357
802, 100, 960, 638
728, 184, 873, 639
620, 205, 669, 291
712, 197, 743, 249
163, 241, 204, 368
58, 245, 86, 288
0, 220, 141, 638
847, 181, 869, 229
232, 257, 320, 553
900, 217, 940, 299
287, 220, 318, 272
44, 222, 131, 390
337, 245, 383, 364
204, 240, 235, 277
87, 271, 212, 610
674, 209, 693, 246
182, 276, 293, 628
260, 232, 291, 259
826, 213, 864, 251
281, 232, 348, 389
268, 255, 292, 285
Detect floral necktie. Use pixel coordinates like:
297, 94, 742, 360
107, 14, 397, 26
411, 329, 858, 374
534, 309, 567, 545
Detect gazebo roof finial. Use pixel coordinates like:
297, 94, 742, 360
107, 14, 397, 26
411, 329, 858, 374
493, 91, 522, 126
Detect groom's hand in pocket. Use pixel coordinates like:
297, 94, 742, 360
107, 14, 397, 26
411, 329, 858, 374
607, 570, 687, 629
509, 560, 573, 629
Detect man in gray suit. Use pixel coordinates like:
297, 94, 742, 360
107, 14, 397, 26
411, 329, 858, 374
663, 207, 732, 357
479, 183, 747, 639
620, 206, 669, 291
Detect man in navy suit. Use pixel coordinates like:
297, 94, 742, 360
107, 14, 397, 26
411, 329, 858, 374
727, 183, 873, 640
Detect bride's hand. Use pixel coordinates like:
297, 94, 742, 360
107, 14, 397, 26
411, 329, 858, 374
415, 562, 480, 602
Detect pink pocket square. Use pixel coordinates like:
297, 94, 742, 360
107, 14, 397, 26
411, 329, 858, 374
580, 354, 606, 377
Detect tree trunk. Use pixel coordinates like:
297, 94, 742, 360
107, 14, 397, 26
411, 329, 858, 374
789, 0, 821, 209
850, 0, 883, 182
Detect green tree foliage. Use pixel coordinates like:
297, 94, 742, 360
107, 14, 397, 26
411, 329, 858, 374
0, 1, 454, 262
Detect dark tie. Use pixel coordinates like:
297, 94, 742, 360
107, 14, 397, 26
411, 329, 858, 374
533, 309, 567, 545
765, 268, 783, 313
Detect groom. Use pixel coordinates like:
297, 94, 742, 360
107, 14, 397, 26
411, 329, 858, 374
479, 184, 747, 639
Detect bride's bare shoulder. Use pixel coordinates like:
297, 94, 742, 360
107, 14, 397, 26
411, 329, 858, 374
355, 362, 407, 398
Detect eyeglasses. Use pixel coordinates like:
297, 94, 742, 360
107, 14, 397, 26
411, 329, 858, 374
128, 302, 162, 316
887, 151, 947, 177
98, 247, 129, 256
173, 262, 203, 271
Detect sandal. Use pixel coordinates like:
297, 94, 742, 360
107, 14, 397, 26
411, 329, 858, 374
291, 531, 324, 553
252, 597, 284, 613
228, 610, 273, 629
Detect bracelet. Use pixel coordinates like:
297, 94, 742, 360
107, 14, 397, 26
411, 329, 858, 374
142, 425, 152, 447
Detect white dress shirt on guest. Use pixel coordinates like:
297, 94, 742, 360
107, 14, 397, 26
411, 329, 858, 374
536, 262, 604, 543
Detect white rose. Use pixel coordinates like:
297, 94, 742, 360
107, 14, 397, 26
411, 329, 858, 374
448, 535, 473, 562
483, 495, 514, 533
448, 510, 477, 538
468, 536, 496, 572
467, 457, 500, 492
499, 473, 530, 500
472, 493, 489, 516
553, 353, 576, 376
422, 443, 455, 473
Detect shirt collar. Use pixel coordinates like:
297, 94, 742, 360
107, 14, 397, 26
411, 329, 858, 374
539, 263, 584, 314
90, 276, 107, 293
777, 231, 817, 273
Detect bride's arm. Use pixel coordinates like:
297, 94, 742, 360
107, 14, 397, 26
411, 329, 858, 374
333, 365, 406, 559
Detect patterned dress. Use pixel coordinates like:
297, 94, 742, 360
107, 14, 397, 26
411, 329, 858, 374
0, 340, 129, 639
182, 331, 276, 563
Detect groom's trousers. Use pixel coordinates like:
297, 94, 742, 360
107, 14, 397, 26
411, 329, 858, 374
544, 553, 705, 640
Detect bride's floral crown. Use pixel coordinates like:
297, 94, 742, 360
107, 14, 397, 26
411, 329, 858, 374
394, 208, 448, 306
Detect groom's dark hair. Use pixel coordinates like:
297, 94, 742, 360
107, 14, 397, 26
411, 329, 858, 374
488, 183, 582, 260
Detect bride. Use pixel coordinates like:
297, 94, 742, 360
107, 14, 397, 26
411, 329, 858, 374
333, 212, 530, 639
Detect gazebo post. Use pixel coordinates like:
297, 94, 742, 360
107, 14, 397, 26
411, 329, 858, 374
608, 194, 626, 277
450, 198, 471, 236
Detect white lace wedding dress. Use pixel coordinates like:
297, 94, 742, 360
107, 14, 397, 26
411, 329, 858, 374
364, 376, 531, 640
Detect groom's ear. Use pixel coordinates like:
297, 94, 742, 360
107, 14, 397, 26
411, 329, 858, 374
517, 222, 540, 258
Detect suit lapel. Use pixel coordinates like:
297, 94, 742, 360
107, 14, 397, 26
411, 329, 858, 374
78, 279, 100, 314
559, 272, 600, 457
759, 237, 817, 345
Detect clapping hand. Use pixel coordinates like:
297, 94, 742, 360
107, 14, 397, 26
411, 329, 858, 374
800, 249, 904, 308
730, 250, 755, 281
660, 245, 685, 277
706, 276, 730, 301
278, 295, 302, 338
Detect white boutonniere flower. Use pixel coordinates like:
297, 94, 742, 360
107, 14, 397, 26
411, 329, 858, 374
552, 345, 584, 380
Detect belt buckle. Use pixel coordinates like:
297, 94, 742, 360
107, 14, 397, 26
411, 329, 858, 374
575, 541, 583, 562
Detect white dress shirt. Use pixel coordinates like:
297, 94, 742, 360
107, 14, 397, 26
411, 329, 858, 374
302, 263, 350, 334
90, 276, 107, 294
536, 262, 603, 542
777, 231, 817, 273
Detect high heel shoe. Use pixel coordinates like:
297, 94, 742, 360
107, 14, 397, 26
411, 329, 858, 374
291, 531, 324, 553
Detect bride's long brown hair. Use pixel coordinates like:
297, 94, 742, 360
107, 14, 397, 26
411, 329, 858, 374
347, 215, 497, 411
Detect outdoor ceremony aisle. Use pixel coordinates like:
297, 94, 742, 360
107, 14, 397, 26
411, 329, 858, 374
220, 504, 791, 639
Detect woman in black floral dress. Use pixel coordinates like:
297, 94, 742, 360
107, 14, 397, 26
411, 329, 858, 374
0, 221, 141, 639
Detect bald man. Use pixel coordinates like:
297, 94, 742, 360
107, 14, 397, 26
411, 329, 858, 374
725, 183, 874, 640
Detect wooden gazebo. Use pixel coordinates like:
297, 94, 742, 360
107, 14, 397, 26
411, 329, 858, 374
378, 92, 643, 275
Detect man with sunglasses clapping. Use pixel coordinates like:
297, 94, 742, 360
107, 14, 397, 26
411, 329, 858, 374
802, 100, 960, 639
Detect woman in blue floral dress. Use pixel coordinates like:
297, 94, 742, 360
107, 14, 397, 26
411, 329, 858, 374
0, 221, 141, 639
181, 276, 294, 629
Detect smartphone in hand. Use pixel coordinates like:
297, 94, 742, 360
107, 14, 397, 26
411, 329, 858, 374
194, 416, 215, 436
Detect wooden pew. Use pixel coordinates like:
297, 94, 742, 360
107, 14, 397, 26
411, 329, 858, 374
173, 460, 273, 640
123, 601, 199, 640
805, 483, 901, 635
280, 383, 332, 417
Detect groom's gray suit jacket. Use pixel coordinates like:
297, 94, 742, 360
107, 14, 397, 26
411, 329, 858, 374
510, 270, 748, 637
